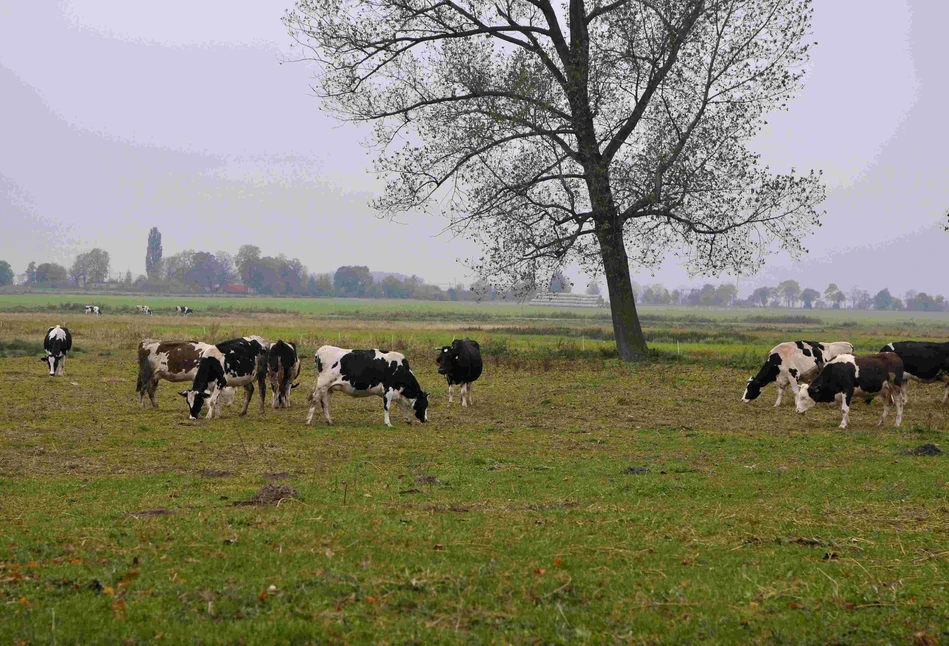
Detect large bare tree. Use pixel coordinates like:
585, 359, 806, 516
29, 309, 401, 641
286, 0, 825, 359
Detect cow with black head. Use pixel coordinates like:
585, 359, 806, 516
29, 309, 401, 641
795, 353, 906, 429
179, 336, 270, 419
306, 346, 428, 427
436, 339, 483, 407
42, 325, 72, 376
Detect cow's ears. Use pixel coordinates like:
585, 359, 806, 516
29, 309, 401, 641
178, 391, 189, 397
454, 355, 459, 360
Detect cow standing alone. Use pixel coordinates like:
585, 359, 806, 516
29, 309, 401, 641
175, 306, 194, 316
85, 305, 101, 316
306, 346, 429, 427
795, 353, 906, 429
436, 339, 482, 407
268, 340, 301, 408
180, 336, 270, 419
42, 326, 72, 376
136, 305, 152, 316
742, 341, 854, 406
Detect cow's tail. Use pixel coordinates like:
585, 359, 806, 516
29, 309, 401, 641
136, 348, 153, 395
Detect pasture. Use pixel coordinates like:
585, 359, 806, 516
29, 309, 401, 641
1, 299, 948, 643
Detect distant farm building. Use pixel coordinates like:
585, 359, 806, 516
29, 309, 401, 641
222, 284, 251, 294
528, 292, 607, 308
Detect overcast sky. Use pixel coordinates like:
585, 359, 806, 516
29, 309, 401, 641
1, 1, 946, 296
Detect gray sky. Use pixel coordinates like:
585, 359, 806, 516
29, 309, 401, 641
1, 1, 946, 296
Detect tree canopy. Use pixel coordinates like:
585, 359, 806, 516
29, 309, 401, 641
287, 0, 825, 359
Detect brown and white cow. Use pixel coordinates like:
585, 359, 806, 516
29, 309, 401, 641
742, 341, 854, 406
136, 340, 214, 408
268, 340, 301, 408
136, 305, 152, 316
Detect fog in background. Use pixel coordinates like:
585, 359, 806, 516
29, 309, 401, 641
1, 1, 946, 296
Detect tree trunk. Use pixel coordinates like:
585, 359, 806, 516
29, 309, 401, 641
596, 220, 647, 361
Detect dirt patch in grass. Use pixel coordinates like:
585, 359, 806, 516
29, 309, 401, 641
905, 444, 942, 456
127, 509, 175, 518
199, 469, 233, 478
233, 483, 300, 506
415, 474, 446, 485
623, 466, 650, 475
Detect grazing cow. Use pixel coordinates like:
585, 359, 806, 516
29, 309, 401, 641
179, 336, 270, 420
136, 340, 214, 407
42, 325, 72, 376
795, 353, 905, 429
268, 340, 301, 408
84, 305, 101, 316
306, 346, 429, 427
436, 339, 483, 407
879, 341, 949, 403
175, 306, 194, 316
136, 305, 152, 316
742, 341, 854, 406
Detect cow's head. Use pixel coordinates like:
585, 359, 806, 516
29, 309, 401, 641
179, 389, 211, 420
412, 391, 429, 422
41, 353, 60, 376
794, 384, 818, 414
741, 377, 761, 402
436, 346, 453, 375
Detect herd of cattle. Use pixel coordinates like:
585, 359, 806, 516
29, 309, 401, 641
83, 305, 194, 316
38, 323, 949, 429
742, 340, 949, 428
42, 325, 483, 425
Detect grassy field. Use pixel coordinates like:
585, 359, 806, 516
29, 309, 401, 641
2, 301, 949, 643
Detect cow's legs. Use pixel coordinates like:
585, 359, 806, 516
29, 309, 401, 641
878, 393, 890, 427
839, 391, 853, 429
895, 386, 905, 426
448, 383, 453, 405
58, 357, 66, 377
148, 380, 160, 408
257, 373, 267, 413
461, 383, 468, 407
382, 390, 394, 427
240, 384, 254, 416
941, 375, 949, 404
774, 384, 786, 407
306, 387, 333, 425
467, 382, 473, 406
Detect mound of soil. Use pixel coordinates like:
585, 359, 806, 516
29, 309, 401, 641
623, 466, 650, 475
415, 475, 445, 486
233, 483, 300, 506
905, 444, 942, 456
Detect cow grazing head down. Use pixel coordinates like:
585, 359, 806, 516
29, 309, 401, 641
412, 390, 430, 422
179, 388, 213, 419
742, 353, 781, 402
42, 325, 72, 376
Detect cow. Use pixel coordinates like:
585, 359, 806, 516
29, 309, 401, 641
42, 326, 72, 376
136, 305, 152, 316
795, 353, 906, 429
879, 341, 949, 404
84, 305, 101, 316
267, 340, 301, 408
436, 339, 482, 407
175, 306, 194, 316
136, 340, 214, 407
742, 341, 854, 406
305, 346, 429, 427
179, 336, 270, 420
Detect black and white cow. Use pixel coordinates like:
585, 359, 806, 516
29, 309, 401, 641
795, 353, 905, 429
306, 346, 429, 427
268, 340, 301, 408
136, 339, 214, 407
742, 341, 854, 406
42, 325, 72, 376
436, 339, 482, 407
85, 305, 101, 316
879, 341, 949, 404
136, 305, 152, 316
175, 306, 194, 316
179, 336, 270, 419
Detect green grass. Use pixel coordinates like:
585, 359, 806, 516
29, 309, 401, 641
1, 313, 949, 643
